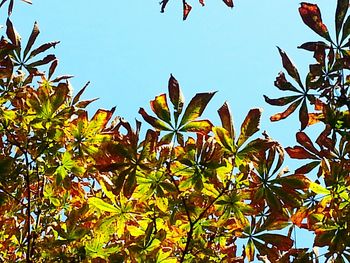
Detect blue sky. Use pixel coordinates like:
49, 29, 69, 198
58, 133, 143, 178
1, 0, 333, 147
1, 0, 334, 255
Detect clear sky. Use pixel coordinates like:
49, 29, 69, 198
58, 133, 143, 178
0, 0, 334, 257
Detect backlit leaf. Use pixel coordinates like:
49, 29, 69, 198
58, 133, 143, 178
88, 197, 119, 213
150, 94, 171, 124
299, 3, 331, 41
179, 92, 216, 127
218, 102, 235, 139
237, 108, 262, 148
335, 0, 349, 42
277, 47, 303, 88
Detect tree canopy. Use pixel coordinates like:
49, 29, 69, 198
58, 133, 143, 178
0, 1, 349, 262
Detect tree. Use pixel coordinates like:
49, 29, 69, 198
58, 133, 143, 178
0, 0, 349, 262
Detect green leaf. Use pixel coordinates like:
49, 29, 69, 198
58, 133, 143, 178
213, 126, 235, 153
179, 92, 216, 127
139, 107, 172, 131
88, 197, 120, 213
150, 94, 171, 124
237, 108, 262, 148
309, 182, 330, 195
179, 119, 213, 134
245, 239, 255, 262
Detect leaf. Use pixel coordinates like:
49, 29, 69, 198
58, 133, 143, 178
160, 0, 169, 13
299, 3, 331, 41
285, 146, 319, 160
88, 197, 119, 213
218, 102, 235, 139
6, 18, 20, 47
255, 234, 293, 251
335, 0, 349, 42
296, 132, 319, 155
183, 1, 192, 20
213, 126, 234, 153
237, 108, 262, 148
179, 119, 213, 134
168, 74, 184, 116
28, 41, 60, 59
23, 21, 39, 60
277, 47, 303, 88
274, 72, 301, 93
341, 15, 350, 43
150, 94, 171, 124
309, 182, 330, 195
264, 95, 300, 106
245, 239, 255, 262
179, 92, 216, 127
73, 81, 90, 105
299, 99, 309, 130
223, 0, 234, 8
139, 108, 172, 131
270, 99, 302, 122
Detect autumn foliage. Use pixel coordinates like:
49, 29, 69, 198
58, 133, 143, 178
0, 1, 350, 262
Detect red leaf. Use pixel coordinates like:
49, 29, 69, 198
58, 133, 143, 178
299, 3, 331, 41
199, 0, 205, 6
296, 131, 319, 155
183, 1, 192, 20
223, 0, 234, 8
285, 146, 319, 160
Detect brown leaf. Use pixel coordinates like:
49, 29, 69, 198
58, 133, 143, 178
274, 72, 301, 93
160, 0, 169, 13
23, 21, 39, 60
6, 18, 20, 47
299, 3, 331, 41
277, 47, 303, 89
296, 131, 319, 155
218, 102, 235, 140
299, 99, 309, 130
264, 95, 300, 106
285, 146, 319, 160
270, 99, 302, 121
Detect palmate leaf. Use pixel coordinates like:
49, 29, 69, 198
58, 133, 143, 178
140, 75, 215, 143
265, 48, 314, 130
